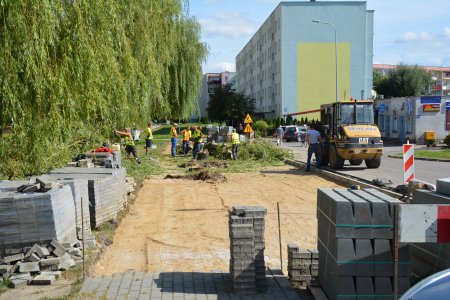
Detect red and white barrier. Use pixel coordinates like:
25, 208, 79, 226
403, 144, 414, 183
398, 204, 450, 243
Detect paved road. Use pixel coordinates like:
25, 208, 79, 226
279, 141, 450, 187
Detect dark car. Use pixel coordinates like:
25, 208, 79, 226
284, 126, 308, 142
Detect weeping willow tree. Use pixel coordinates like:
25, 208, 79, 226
0, 0, 207, 179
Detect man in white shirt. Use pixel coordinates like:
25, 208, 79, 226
276, 125, 284, 146
305, 124, 322, 171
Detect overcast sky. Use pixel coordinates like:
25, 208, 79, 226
188, 0, 450, 73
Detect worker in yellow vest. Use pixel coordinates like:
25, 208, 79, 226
115, 128, 141, 164
231, 128, 240, 160
170, 123, 178, 157
180, 126, 192, 155
192, 126, 204, 159
144, 122, 153, 156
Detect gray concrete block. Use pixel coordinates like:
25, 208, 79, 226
4, 253, 24, 263
336, 190, 372, 238
24, 244, 40, 259
356, 277, 374, 300
8, 278, 30, 288
413, 189, 450, 204
39, 258, 60, 267
39, 271, 62, 279
69, 248, 82, 257
355, 239, 374, 276
36, 246, 50, 258
0, 265, 11, 274
31, 274, 55, 285
19, 262, 40, 273
436, 178, 450, 196
28, 253, 41, 263
374, 239, 393, 276
374, 277, 392, 296
50, 239, 67, 257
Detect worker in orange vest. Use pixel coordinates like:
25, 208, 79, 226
180, 126, 192, 155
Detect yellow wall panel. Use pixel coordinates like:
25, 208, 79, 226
297, 43, 350, 119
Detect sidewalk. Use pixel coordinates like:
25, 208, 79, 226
80, 270, 300, 300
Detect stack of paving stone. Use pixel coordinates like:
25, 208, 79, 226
51, 178, 91, 239
49, 166, 127, 228
229, 206, 267, 294
0, 239, 83, 288
411, 177, 450, 278
317, 188, 411, 300
287, 244, 319, 287
0, 181, 77, 257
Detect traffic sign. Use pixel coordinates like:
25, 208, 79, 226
244, 123, 253, 133
244, 114, 253, 124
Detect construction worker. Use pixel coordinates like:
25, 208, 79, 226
144, 122, 153, 155
231, 128, 240, 160
115, 128, 141, 164
170, 123, 178, 157
192, 126, 204, 159
180, 126, 192, 155
305, 124, 322, 172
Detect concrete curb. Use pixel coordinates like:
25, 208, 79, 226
284, 159, 403, 199
388, 155, 450, 162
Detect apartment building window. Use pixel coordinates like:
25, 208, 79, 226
272, 32, 274, 41
392, 113, 398, 132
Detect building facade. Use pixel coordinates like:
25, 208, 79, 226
236, 1, 374, 119
373, 64, 450, 97
197, 71, 235, 118
376, 96, 450, 144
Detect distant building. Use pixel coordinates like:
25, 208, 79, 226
236, 1, 374, 119
197, 71, 235, 118
373, 64, 450, 97
376, 96, 450, 144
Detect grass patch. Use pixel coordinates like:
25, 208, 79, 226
392, 149, 450, 160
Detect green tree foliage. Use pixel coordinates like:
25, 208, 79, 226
207, 84, 255, 126
373, 64, 432, 97
0, 0, 207, 178
253, 120, 269, 137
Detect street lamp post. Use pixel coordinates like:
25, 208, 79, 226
312, 20, 338, 103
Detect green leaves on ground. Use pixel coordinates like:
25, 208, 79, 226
0, 0, 207, 179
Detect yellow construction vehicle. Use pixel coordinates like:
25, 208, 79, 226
318, 99, 383, 169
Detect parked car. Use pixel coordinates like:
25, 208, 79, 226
285, 126, 307, 142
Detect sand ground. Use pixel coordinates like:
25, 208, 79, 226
92, 165, 342, 276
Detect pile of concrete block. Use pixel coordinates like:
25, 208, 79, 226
317, 188, 410, 300
229, 206, 267, 295
0, 239, 83, 288
0, 182, 77, 257
287, 244, 319, 287
15, 175, 62, 193
84, 151, 121, 168
50, 167, 127, 228
411, 177, 450, 278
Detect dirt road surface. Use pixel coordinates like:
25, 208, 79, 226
92, 165, 342, 276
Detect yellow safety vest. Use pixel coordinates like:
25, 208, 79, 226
182, 130, 191, 141
232, 132, 240, 145
145, 127, 153, 140
125, 135, 134, 146
193, 130, 202, 142
171, 127, 178, 137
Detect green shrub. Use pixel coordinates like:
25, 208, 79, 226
444, 133, 450, 147
253, 120, 269, 137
